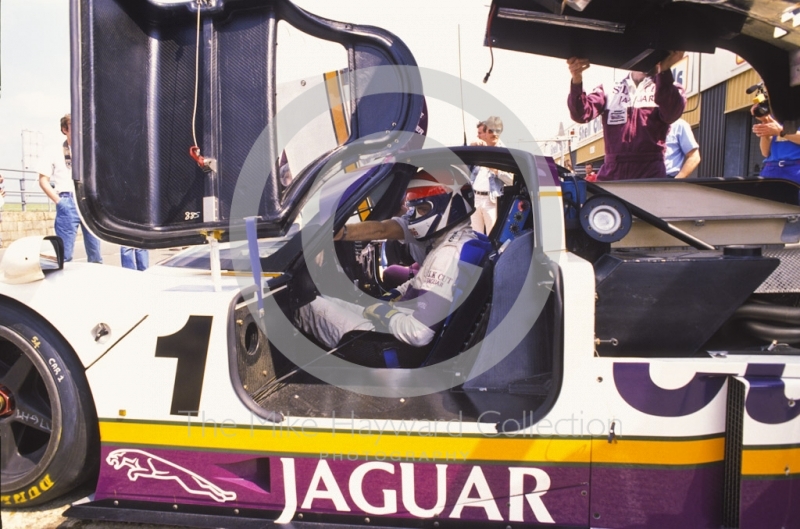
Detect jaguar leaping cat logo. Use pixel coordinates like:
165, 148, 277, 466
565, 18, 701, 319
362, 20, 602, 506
106, 449, 237, 503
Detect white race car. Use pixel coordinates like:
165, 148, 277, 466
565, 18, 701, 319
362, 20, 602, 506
2, 1, 799, 527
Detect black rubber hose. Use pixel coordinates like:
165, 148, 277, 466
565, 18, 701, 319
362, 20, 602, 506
733, 303, 800, 325
741, 320, 800, 344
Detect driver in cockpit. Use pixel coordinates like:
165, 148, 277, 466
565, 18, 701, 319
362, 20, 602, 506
295, 167, 487, 349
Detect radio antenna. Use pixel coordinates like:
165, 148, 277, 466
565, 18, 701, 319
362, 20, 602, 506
458, 25, 467, 145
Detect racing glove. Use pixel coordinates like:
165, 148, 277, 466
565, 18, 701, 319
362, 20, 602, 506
363, 302, 399, 331
380, 289, 402, 302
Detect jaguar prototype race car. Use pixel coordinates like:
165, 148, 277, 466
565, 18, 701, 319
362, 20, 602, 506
1, 0, 799, 528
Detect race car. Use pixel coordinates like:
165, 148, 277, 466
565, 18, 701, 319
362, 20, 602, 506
1, 0, 799, 527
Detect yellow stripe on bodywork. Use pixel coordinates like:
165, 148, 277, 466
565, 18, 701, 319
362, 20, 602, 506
101, 422, 731, 468
100, 421, 591, 464
742, 446, 800, 477
539, 190, 562, 197
357, 197, 374, 221
592, 437, 725, 466
323, 70, 357, 173
324, 71, 349, 145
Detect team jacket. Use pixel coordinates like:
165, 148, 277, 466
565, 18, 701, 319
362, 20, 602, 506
568, 69, 685, 180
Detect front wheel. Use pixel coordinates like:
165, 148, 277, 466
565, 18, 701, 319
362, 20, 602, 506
0, 302, 99, 507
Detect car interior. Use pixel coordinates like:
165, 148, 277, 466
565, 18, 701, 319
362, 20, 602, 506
230, 153, 560, 428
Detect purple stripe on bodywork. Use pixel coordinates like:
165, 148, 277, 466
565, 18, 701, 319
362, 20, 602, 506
536, 156, 560, 188
740, 476, 800, 529
744, 378, 800, 424
97, 446, 590, 525
744, 363, 784, 378
590, 464, 724, 528
613, 362, 726, 417
742, 364, 800, 424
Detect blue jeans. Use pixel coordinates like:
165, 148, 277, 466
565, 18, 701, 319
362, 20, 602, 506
120, 247, 149, 271
54, 194, 103, 263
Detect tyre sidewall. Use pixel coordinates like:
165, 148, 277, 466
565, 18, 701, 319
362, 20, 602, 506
1, 304, 98, 508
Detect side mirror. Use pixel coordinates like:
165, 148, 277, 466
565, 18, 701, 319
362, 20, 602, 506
0, 236, 65, 284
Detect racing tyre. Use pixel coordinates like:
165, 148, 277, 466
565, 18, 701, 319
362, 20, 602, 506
0, 302, 99, 507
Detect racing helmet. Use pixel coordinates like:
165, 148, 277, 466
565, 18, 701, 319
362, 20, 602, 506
406, 166, 475, 241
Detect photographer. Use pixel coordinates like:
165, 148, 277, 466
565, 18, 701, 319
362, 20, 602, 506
752, 103, 800, 184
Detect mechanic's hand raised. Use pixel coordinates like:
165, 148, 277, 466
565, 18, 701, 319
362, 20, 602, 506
567, 57, 590, 84
657, 51, 685, 75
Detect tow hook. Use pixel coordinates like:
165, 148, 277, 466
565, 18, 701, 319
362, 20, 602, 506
0, 386, 13, 417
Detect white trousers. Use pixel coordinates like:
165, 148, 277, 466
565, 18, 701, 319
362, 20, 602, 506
295, 297, 375, 349
471, 194, 497, 235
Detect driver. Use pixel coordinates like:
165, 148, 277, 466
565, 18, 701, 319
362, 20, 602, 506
295, 166, 484, 349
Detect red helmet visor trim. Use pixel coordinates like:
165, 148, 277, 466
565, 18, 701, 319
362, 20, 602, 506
406, 184, 449, 201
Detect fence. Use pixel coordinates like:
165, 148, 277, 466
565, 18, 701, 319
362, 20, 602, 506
0, 168, 57, 248
0, 167, 55, 212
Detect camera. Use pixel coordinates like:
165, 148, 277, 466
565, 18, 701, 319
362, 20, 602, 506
746, 83, 770, 118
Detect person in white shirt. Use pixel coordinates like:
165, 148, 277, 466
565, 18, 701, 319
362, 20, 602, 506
38, 114, 103, 263
469, 116, 513, 234
664, 118, 701, 178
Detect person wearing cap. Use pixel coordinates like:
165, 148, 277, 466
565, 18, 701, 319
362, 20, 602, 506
567, 53, 686, 180
38, 113, 103, 263
469, 116, 513, 234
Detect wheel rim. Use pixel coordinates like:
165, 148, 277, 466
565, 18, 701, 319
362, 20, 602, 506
0, 326, 63, 490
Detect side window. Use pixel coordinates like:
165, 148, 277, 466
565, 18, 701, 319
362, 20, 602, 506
276, 21, 350, 192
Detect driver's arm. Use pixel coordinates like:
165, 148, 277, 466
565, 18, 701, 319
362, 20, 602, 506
334, 218, 404, 242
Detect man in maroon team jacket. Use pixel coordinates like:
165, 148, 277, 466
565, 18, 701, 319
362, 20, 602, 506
567, 52, 686, 181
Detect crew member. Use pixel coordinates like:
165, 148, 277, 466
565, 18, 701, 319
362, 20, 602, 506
567, 53, 686, 180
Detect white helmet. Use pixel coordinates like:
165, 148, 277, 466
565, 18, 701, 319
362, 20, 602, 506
406, 167, 475, 241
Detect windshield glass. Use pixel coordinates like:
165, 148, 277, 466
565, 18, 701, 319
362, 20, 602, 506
158, 238, 291, 271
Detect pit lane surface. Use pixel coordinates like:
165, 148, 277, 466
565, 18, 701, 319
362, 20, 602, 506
1, 483, 186, 529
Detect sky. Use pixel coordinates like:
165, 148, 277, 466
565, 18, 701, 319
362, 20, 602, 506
0, 0, 621, 176
0, 0, 71, 175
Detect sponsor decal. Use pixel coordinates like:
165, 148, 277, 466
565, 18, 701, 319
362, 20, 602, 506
98, 445, 575, 524
106, 449, 237, 503
1, 474, 55, 505
276, 458, 556, 524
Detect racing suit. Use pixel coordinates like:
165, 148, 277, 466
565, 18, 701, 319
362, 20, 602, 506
296, 222, 483, 348
568, 70, 685, 180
